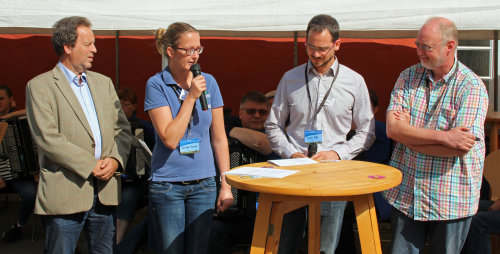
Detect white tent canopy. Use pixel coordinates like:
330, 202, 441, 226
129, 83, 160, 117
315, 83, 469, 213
1, 0, 499, 39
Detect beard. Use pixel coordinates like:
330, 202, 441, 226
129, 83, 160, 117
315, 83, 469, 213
419, 48, 446, 70
420, 56, 446, 70
310, 52, 336, 71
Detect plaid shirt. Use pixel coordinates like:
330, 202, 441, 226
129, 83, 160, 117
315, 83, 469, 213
383, 60, 488, 221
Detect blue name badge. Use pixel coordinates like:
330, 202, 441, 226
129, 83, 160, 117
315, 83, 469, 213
304, 130, 323, 144
179, 139, 200, 154
206, 92, 212, 109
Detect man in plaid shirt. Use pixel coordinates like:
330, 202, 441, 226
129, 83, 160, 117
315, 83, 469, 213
384, 17, 489, 253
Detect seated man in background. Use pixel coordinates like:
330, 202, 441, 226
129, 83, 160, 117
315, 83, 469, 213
115, 87, 155, 247
0, 85, 37, 243
208, 91, 277, 254
226, 90, 274, 159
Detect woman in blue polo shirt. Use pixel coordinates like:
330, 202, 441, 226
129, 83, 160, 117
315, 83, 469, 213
144, 22, 233, 253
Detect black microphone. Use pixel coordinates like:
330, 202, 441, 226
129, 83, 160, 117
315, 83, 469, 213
307, 143, 317, 157
190, 64, 208, 111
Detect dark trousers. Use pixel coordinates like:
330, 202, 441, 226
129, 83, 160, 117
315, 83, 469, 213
2, 177, 37, 226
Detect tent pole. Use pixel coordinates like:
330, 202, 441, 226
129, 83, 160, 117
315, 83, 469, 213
115, 30, 120, 89
494, 31, 498, 111
293, 31, 298, 67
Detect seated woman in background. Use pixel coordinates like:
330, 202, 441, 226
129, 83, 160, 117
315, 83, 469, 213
0, 85, 37, 243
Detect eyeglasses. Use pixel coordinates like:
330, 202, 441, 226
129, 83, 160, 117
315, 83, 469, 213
414, 41, 445, 52
173, 46, 204, 55
241, 108, 267, 115
304, 42, 335, 55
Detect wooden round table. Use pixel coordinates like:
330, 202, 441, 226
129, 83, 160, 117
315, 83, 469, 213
225, 160, 402, 254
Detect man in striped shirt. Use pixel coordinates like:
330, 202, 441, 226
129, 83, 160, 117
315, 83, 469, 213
384, 17, 489, 253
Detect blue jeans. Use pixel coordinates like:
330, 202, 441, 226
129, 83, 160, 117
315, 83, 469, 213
41, 194, 116, 254
4, 177, 37, 226
390, 207, 471, 254
149, 177, 216, 254
320, 201, 347, 254
465, 200, 500, 254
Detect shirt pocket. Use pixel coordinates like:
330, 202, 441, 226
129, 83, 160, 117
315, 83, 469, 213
436, 106, 456, 130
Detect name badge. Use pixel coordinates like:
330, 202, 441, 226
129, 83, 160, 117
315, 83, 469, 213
304, 130, 322, 144
206, 92, 212, 109
180, 139, 200, 154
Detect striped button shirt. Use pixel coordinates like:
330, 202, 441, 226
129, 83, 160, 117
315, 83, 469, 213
383, 60, 489, 221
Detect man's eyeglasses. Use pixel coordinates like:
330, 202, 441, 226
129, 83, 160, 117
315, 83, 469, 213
414, 41, 445, 52
304, 42, 335, 55
241, 108, 267, 115
173, 46, 204, 56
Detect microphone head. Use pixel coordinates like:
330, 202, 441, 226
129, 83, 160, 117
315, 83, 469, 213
307, 143, 317, 157
190, 64, 201, 77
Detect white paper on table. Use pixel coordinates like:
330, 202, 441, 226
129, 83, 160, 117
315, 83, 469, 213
267, 158, 318, 167
224, 167, 299, 178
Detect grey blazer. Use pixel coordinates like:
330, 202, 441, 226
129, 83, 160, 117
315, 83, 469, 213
26, 65, 131, 215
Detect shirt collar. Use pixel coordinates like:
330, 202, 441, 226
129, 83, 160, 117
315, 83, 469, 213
425, 57, 458, 84
161, 66, 176, 85
442, 57, 459, 84
57, 62, 88, 87
307, 58, 339, 77
161, 66, 189, 100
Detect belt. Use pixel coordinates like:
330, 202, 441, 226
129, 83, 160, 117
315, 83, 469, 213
170, 178, 207, 185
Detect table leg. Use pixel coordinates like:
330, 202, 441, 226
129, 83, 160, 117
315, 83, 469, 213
308, 201, 321, 254
250, 194, 273, 254
265, 201, 309, 254
353, 194, 382, 254
490, 123, 498, 153
266, 202, 285, 253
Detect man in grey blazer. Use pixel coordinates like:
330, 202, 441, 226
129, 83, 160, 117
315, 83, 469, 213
25, 16, 131, 253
